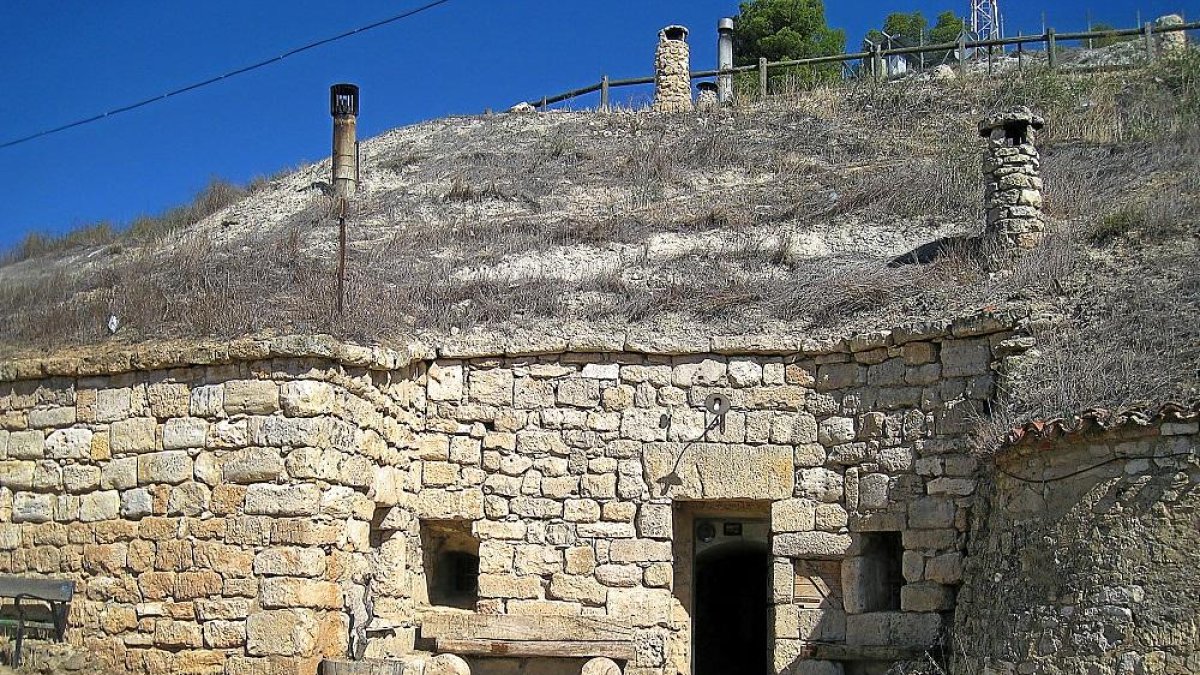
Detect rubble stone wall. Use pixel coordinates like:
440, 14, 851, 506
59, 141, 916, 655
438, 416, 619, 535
0, 356, 424, 675
389, 317, 1018, 675
0, 315, 1022, 675
955, 420, 1200, 675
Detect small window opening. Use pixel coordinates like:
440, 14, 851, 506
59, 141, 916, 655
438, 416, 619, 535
859, 532, 904, 612
421, 520, 480, 610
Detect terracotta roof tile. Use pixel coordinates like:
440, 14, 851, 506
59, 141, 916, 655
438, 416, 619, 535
1003, 401, 1200, 447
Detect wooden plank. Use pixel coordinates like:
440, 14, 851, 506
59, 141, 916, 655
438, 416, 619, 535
421, 614, 632, 642
0, 577, 75, 602
793, 560, 841, 609
435, 638, 635, 660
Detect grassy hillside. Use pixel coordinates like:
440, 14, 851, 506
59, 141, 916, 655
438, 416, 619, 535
2, 53, 1197, 427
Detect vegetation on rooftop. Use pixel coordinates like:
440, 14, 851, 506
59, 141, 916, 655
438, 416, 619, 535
0, 50, 1197, 432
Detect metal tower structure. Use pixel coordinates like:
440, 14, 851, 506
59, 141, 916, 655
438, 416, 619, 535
970, 0, 1003, 40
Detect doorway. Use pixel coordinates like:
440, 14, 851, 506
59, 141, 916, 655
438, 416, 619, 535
692, 519, 770, 675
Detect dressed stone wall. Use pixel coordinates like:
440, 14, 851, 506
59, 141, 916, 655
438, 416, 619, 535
0, 314, 1025, 675
955, 415, 1200, 674
0, 351, 424, 675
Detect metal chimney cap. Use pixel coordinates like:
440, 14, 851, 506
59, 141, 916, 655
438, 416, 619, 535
718, 17, 735, 32
330, 83, 360, 117
661, 25, 689, 42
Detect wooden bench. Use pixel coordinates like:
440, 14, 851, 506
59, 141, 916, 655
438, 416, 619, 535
421, 614, 635, 661
0, 576, 75, 667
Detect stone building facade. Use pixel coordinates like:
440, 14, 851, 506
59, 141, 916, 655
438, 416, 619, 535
0, 313, 1024, 675
955, 407, 1200, 674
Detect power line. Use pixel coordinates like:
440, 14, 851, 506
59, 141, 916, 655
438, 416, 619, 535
0, 0, 455, 151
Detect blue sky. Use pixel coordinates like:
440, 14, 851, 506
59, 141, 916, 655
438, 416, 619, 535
0, 0, 1194, 249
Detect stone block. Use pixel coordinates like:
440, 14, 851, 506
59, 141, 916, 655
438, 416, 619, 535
146, 382, 191, 418
857, 473, 890, 511
427, 363, 464, 401
773, 532, 851, 559
167, 483, 211, 517
927, 477, 975, 496
818, 417, 856, 446
609, 538, 672, 563
189, 385, 224, 418
260, 577, 343, 609
549, 573, 607, 605
923, 552, 963, 584
95, 388, 132, 422
636, 503, 673, 539
796, 468, 843, 503
162, 418, 208, 450
280, 381, 335, 417
175, 570, 223, 600
642, 443, 793, 500
564, 546, 596, 575
155, 620, 203, 648
557, 379, 601, 408
908, 498, 955, 529
564, 498, 601, 523
940, 340, 991, 377
606, 587, 672, 627
224, 381, 280, 415
844, 612, 942, 647
245, 484, 321, 516
120, 488, 154, 519
138, 451, 193, 485
771, 412, 818, 445
470, 368, 514, 405
255, 547, 327, 577
245, 609, 319, 657
0, 460, 34, 490
44, 428, 91, 460
8, 430, 44, 459
80, 491, 120, 522
478, 573, 541, 599
28, 406, 76, 429
203, 619, 246, 649
816, 363, 863, 391
412, 488, 484, 520
901, 582, 954, 612
195, 598, 252, 621
772, 499, 816, 533
223, 447, 284, 484
111, 418, 158, 454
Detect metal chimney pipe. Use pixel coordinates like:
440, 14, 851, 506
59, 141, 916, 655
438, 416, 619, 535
718, 18, 735, 104
330, 83, 360, 199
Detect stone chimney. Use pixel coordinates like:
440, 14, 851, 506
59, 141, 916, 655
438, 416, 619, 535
653, 26, 692, 113
979, 107, 1045, 250
696, 82, 719, 111
1155, 15, 1187, 53
330, 83, 360, 199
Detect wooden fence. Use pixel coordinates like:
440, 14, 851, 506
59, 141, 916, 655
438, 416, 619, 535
520, 20, 1199, 110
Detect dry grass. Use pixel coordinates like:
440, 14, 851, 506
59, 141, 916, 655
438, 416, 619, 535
1, 54, 1197, 429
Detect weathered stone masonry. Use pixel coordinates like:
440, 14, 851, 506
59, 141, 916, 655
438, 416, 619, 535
0, 314, 1026, 675
955, 410, 1200, 675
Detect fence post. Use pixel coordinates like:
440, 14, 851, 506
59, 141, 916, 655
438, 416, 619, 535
759, 57, 768, 99
1047, 28, 1057, 69
957, 35, 968, 78
600, 76, 610, 111
1017, 32, 1025, 71
872, 43, 884, 81
1144, 22, 1155, 60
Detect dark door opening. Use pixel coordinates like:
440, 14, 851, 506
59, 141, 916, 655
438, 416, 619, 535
694, 540, 770, 675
